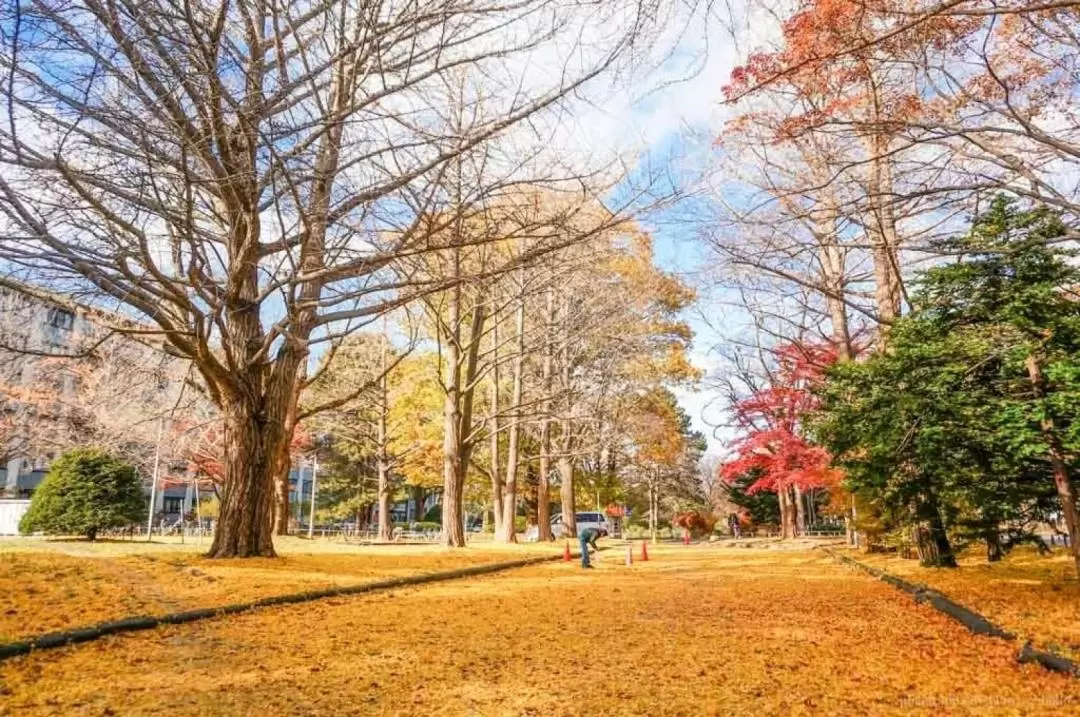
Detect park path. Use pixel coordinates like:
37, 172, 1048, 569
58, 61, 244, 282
1, 547, 1077, 716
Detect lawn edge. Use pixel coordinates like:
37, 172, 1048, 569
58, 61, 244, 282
0, 551, 574, 662
820, 546, 1079, 678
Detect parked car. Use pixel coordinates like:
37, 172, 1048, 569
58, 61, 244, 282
524, 511, 611, 541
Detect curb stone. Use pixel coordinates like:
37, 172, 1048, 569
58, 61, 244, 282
820, 546, 1078, 677
0, 552, 574, 662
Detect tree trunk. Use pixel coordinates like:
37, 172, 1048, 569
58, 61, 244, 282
814, 200, 853, 361
918, 491, 956, 567
648, 481, 657, 544
496, 299, 525, 543
537, 426, 552, 541
558, 455, 576, 537
985, 527, 1004, 563
412, 485, 424, 523
536, 288, 556, 542
866, 152, 903, 347
777, 487, 794, 539
208, 399, 279, 558
793, 485, 806, 537
522, 462, 539, 528
376, 355, 392, 542
271, 390, 301, 536
488, 320, 503, 536
850, 494, 859, 548
1025, 354, 1080, 577
440, 280, 485, 548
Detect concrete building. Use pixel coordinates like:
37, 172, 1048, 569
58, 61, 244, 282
0, 281, 193, 508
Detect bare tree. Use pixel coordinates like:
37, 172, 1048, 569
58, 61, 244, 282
0, 0, 665, 556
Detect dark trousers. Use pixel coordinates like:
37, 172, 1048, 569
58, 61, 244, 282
580, 533, 591, 567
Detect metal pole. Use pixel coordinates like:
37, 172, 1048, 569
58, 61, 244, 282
307, 452, 318, 540
145, 416, 164, 542
194, 479, 203, 546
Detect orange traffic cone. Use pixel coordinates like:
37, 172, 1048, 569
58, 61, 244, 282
625, 546, 633, 566
640, 541, 649, 561
563, 541, 572, 561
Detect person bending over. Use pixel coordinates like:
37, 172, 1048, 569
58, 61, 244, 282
579, 527, 607, 568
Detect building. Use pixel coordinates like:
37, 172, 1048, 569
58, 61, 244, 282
0, 281, 196, 505
1, 280, 439, 532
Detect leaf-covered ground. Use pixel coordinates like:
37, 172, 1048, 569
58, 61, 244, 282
2, 545, 1078, 716
851, 547, 1080, 660
0, 536, 556, 641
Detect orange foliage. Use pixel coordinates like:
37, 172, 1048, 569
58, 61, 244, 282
1, 548, 1077, 714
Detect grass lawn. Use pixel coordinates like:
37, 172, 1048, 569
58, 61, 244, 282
850, 546, 1080, 660
1, 545, 1078, 715
0, 535, 562, 641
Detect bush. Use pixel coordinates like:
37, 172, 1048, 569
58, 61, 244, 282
672, 511, 718, 537
412, 521, 441, 532
20, 448, 145, 540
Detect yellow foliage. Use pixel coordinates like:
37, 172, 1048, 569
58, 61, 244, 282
388, 352, 446, 489
853, 546, 1080, 660
2, 546, 1077, 715
0, 538, 536, 641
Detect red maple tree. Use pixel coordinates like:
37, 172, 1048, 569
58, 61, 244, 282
719, 341, 843, 536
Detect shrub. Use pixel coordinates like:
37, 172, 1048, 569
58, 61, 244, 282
20, 448, 145, 540
672, 511, 718, 537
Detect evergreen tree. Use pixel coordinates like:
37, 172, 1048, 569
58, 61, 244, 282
813, 198, 1080, 570
20, 448, 145, 541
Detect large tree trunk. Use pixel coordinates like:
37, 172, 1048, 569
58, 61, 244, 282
918, 490, 956, 567
272, 393, 302, 536
440, 279, 485, 548
778, 487, 795, 540
208, 399, 280, 558
793, 485, 806, 537
496, 301, 525, 543
1026, 354, 1080, 577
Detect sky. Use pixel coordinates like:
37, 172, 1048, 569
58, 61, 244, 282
570, 5, 777, 457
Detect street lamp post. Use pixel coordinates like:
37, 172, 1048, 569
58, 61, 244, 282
145, 416, 165, 542
307, 450, 319, 540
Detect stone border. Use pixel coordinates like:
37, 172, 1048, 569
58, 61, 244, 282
821, 547, 1079, 677
0, 552, 573, 662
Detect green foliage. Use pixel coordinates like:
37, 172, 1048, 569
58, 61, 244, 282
723, 470, 780, 528
423, 504, 442, 524
20, 448, 145, 540
812, 198, 1078, 562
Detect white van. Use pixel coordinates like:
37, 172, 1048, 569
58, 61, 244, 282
525, 511, 611, 541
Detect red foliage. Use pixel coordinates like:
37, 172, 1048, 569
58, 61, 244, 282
719, 340, 843, 494
672, 511, 718, 537
721, 0, 974, 143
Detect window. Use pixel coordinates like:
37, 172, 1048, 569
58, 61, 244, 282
163, 497, 184, 514
46, 308, 75, 331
